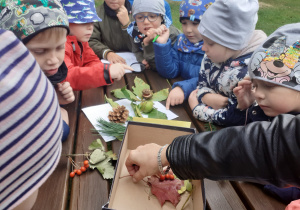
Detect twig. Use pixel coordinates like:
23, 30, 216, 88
181, 191, 192, 210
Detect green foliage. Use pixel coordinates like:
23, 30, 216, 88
131, 102, 143, 117
132, 77, 150, 99
204, 123, 217, 131
88, 139, 117, 179
148, 108, 167, 119
95, 118, 126, 140
151, 88, 169, 101
111, 88, 139, 101
178, 180, 193, 194
105, 95, 119, 108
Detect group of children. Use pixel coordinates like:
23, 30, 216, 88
1, 0, 300, 208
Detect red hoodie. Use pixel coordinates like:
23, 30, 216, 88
64, 35, 113, 91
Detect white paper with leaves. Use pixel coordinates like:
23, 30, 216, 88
82, 99, 178, 142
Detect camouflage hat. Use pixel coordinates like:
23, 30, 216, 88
0, 0, 69, 44
249, 23, 300, 91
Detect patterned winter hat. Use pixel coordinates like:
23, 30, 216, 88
0, 0, 69, 44
61, 0, 102, 23
179, 0, 215, 22
249, 23, 300, 91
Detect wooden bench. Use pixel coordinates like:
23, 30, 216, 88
32, 70, 286, 210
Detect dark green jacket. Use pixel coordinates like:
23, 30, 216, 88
89, 4, 133, 59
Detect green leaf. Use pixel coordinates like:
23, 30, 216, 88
131, 102, 143, 117
106, 150, 118, 160
89, 149, 106, 164
147, 108, 167, 119
95, 157, 115, 179
88, 139, 104, 151
111, 87, 139, 101
178, 180, 193, 194
132, 77, 150, 99
105, 95, 119, 108
151, 88, 169, 101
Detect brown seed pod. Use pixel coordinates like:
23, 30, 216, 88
142, 89, 153, 99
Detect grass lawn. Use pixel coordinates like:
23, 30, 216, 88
95, 0, 300, 35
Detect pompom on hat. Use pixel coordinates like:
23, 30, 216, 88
179, 0, 215, 23
198, 0, 259, 50
0, 0, 69, 44
61, 0, 102, 23
249, 23, 300, 91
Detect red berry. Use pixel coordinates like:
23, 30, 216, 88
76, 170, 82, 175
84, 163, 89, 168
70, 172, 75, 178
81, 166, 86, 172
165, 174, 170, 180
159, 175, 165, 181
169, 174, 174, 180
73, 169, 78, 173
84, 160, 89, 165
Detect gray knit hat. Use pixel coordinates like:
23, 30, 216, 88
198, 0, 258, 50
249, 23, 300, 91
132, 0, 165, 16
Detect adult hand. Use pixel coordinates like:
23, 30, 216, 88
107, 52, 126, 64
166, 87, 185, 109
109, 63, 133, 80
202, 93, 228, 110
125, 143, 169, 183
116, 5, 130, 26
188, 89, 199, 110
233, 76, 255, 110
55, 82, 75, 105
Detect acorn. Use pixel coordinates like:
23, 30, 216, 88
142, 89, 153, 99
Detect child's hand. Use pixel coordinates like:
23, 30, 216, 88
233, 76, 255, 110
56, 82, 75, 105
142, 59, 150, 69
116, 5, 130, 26
107, 52, 126, 64
109, 63, 134, 80
202, 93, 228, 110
166, 87, 185, 109
147, 25, 169, 44
188, 89, 199, 110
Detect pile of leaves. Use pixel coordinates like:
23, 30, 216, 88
88, 139, 117, 179
108, 77, 169, 119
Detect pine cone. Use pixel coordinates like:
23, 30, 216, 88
108, 105, 129, 123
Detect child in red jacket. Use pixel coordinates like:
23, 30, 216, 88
61, 0, 133, 91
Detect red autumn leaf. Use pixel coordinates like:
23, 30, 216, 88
147, 176, 184, 207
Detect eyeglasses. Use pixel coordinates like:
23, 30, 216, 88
130, 62, 146, 72
134, 13, 160, 22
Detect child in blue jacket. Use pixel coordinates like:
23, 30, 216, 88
153, 0, 214, 109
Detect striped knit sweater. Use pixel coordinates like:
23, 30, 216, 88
0, 29, 63, 210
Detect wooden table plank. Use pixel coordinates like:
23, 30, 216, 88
69, 87, 110, 210
32, 91, 80, 210
232, 182, 286, 210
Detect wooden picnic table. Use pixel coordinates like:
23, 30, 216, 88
32, 69, 286, 210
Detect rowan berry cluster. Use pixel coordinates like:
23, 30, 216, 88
159, 172, 175, 181
69, 158, 90, 178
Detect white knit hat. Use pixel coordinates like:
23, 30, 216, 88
198, 0, 259, 50
132, 0, 165, 16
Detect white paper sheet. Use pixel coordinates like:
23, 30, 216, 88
82, 99, 178, 142
101, 52, 141, 73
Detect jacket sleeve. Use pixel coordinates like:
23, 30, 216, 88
172, 77, 198, 100
64, 43, 113, 91
89, 22, 112, 59
167, 114, 300, 187
154, 38, 180, 79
